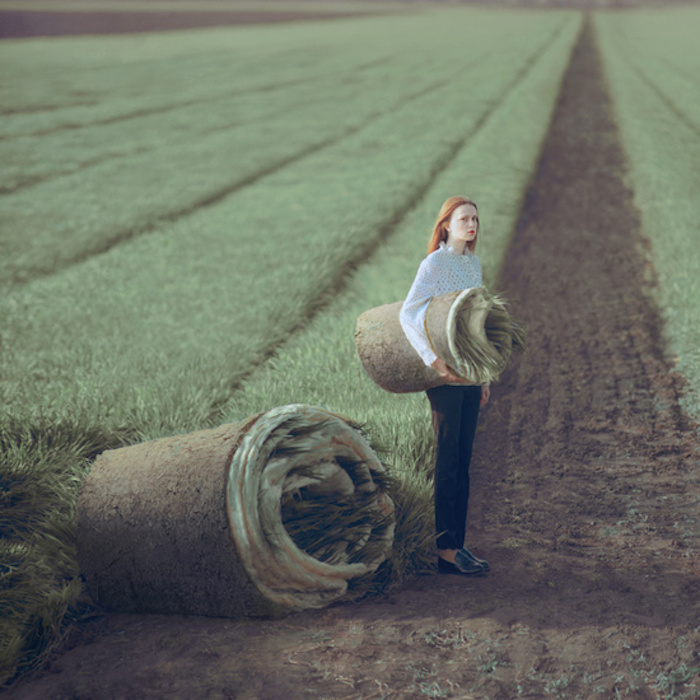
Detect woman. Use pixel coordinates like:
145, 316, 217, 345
399, 196, 490, 576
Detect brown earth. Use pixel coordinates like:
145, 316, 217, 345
5, 17, 700, 700
0, 8, 378, 39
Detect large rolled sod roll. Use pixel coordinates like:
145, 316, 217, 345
76, 404, 394, 618
355, 287, 525, 393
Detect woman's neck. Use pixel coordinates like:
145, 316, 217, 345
444, 236, 468, 255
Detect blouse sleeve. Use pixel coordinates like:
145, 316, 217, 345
399, 257, 439, 367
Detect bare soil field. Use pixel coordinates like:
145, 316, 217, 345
4, 18, 700, 700
0, 7, 376, 39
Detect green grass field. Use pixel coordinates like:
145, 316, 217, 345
595, 7, 700, 424
0, 10, 575, 431
5, 3, 700, 691
0, 7, 583, 683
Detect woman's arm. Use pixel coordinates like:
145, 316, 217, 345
400, 258, 469, 384
399, 259, 439, 366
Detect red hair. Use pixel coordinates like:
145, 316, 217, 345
427, 196, 478, 255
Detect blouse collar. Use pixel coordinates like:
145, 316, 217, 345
439, 241, 471, 256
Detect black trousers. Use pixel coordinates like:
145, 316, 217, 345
426, 384, 481, 550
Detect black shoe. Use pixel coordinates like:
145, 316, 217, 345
458, 547, 490, 572
437, 555, 486, 576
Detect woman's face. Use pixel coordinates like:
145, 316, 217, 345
447, 204, 479, 244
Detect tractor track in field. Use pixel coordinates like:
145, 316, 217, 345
657, 54, 700, 91
630, 64, 700, 138
0, 73, 367, 145
0, 72, 452, 197
6, 16, 700, 700
0, 75, 448, 286
0, 53, 412, 196
0, 70, 353, 141
0, 53, 400, 136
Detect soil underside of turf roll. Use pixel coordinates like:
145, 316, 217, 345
6, 17, 700, 700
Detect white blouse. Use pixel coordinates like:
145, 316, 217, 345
399, 242, 482, 366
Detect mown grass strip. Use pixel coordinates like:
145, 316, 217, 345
0, 8, 582, 686
594, 8, 700, 424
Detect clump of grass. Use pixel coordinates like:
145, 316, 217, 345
452, 292, 526, 383
281, 484, 394, 566
0, 415, 135, 686
251, 414, 398, 602
485, 302, 527, 357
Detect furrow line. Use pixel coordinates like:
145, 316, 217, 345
0, 53, 407, 197
0, 91, 332, 196
0, 53, 399, 141
0, 77, 314, 142
0, 99, 98, 117
4, 78, 452, 288
0, 148, 145, 196
630, 62, 700, 140
657, 53, 700, 91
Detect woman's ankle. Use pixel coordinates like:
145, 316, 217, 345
437, 548, 458, 563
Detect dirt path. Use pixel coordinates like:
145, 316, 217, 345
6, 18, 700, 700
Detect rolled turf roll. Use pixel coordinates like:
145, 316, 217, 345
76, 404, 394, 617
355, 287, 525, 394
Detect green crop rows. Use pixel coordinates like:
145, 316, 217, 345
0, 10, 575, 433
596, 7, 700, 424
0, 8, 582, 683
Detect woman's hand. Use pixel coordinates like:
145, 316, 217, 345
431, 357, 468, 384
480, 383, 491, 406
